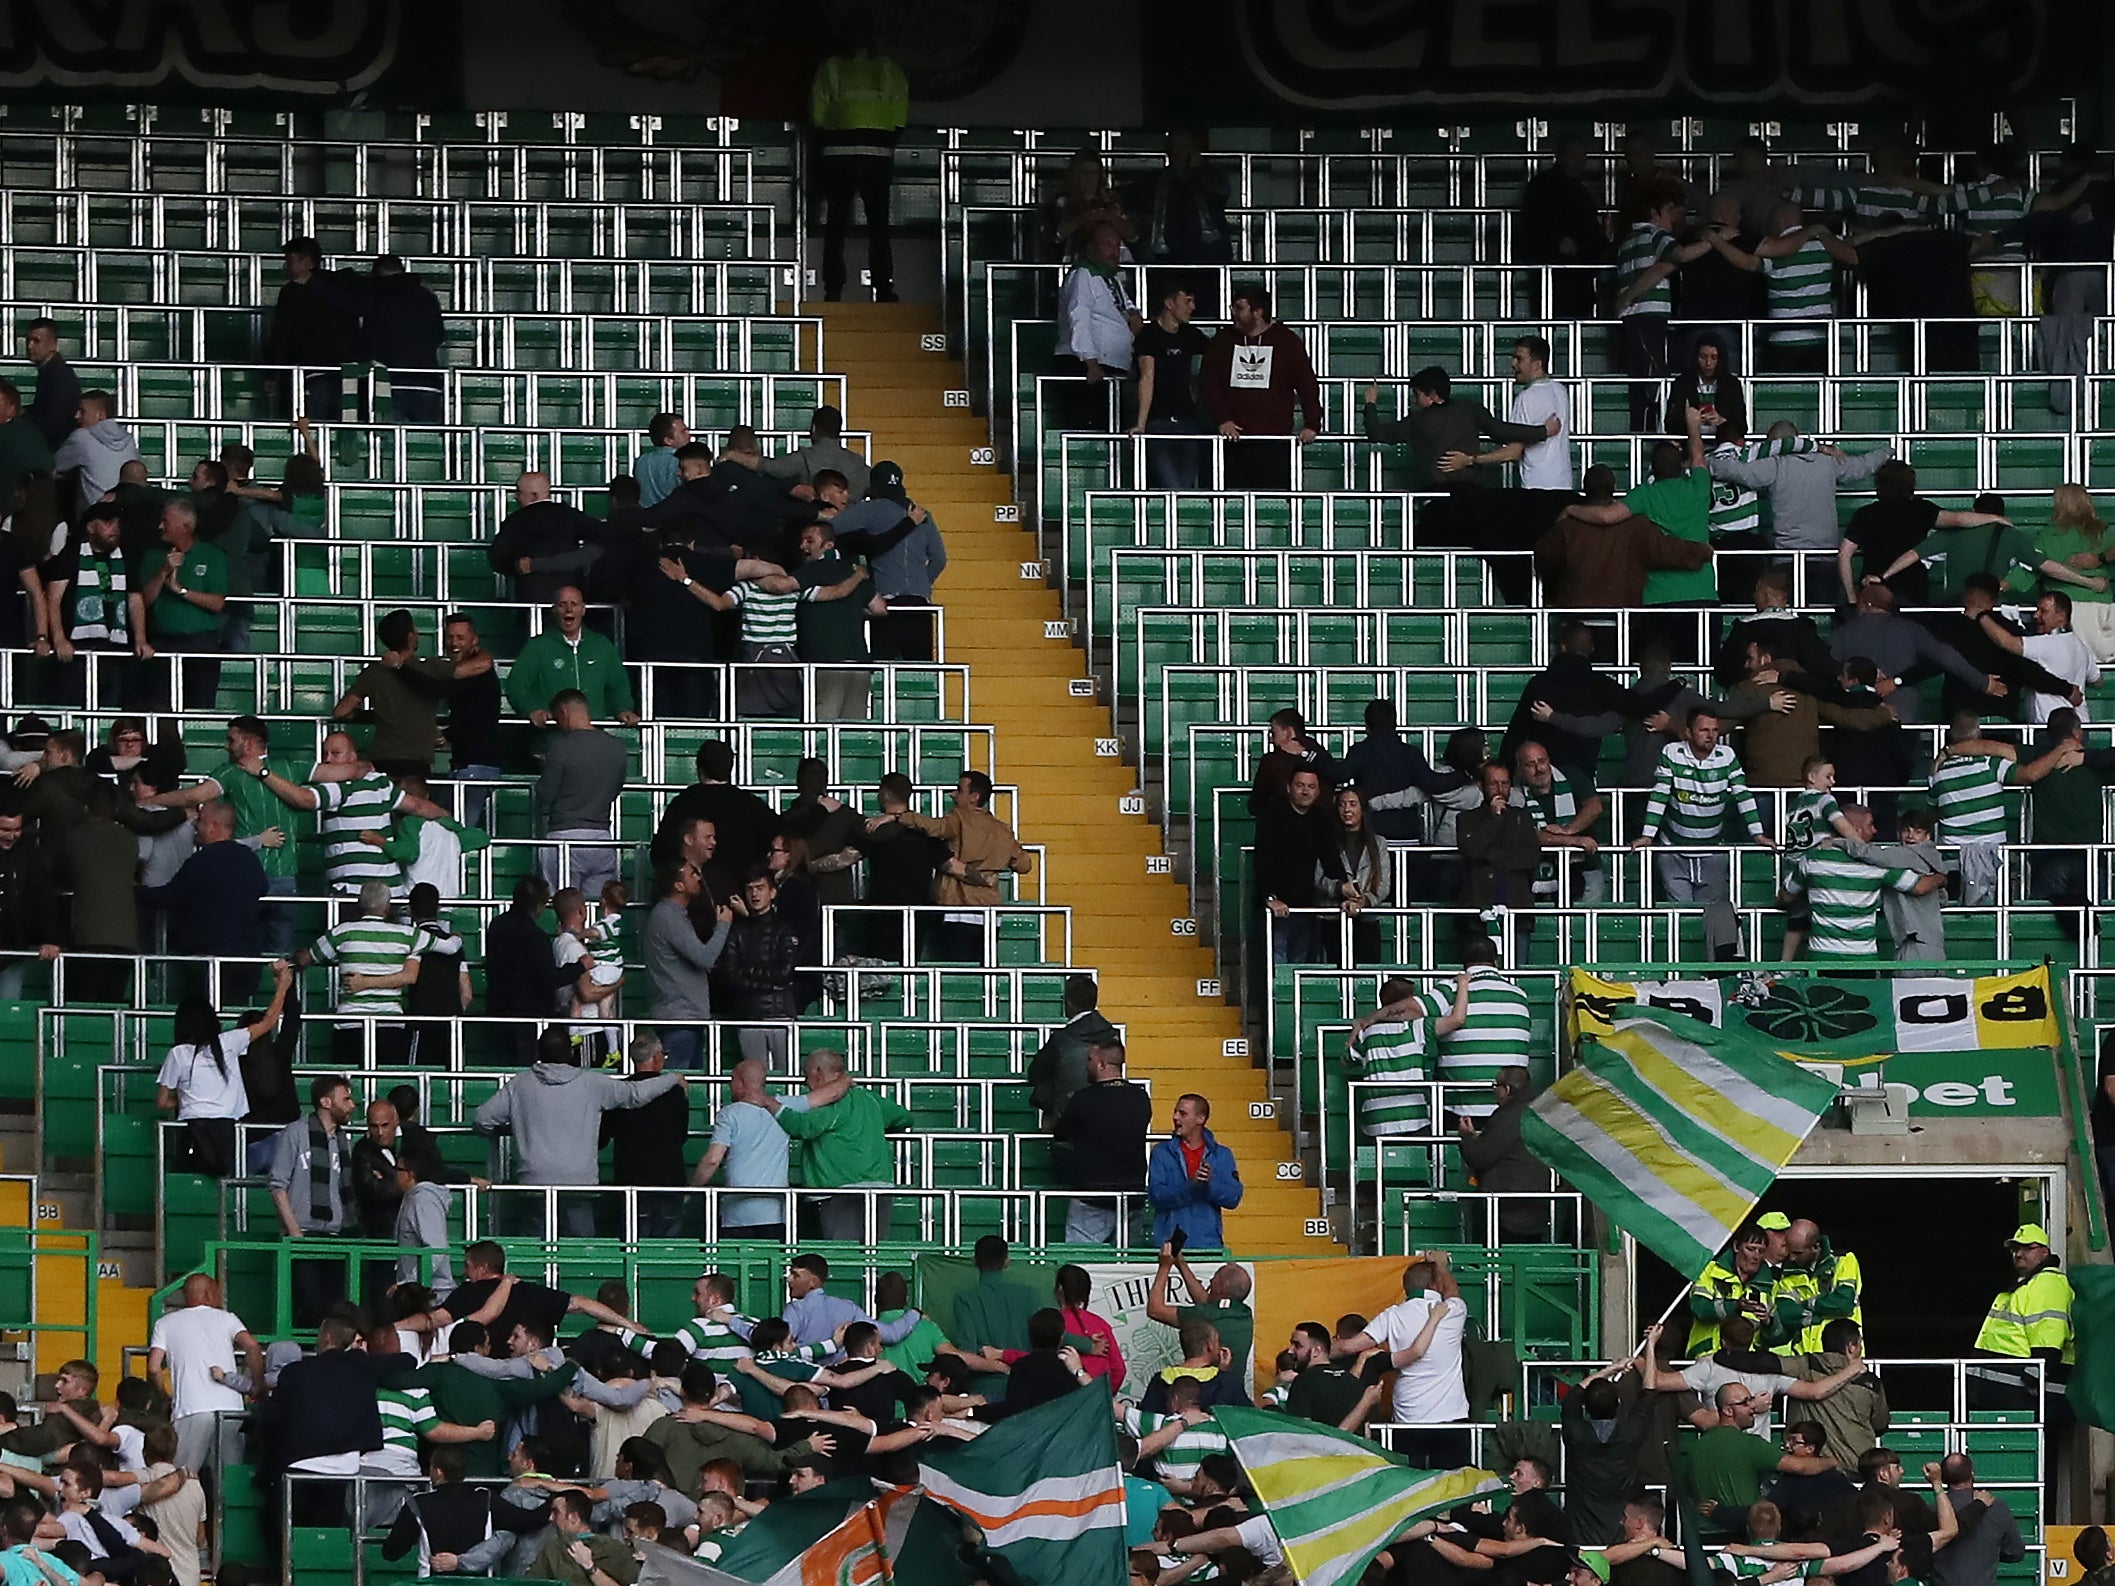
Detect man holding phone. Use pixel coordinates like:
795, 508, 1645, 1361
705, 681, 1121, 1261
1146, 1094, 1244, 1248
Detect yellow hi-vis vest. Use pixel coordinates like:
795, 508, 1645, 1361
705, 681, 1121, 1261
1769, 1247, 1865, 1354
1687, 1257, 1757, 1354
811, 54, 909, 136
1975, 1262, 2075, 1365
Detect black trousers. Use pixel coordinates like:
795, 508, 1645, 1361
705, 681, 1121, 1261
1224, 438, 1293, 490
1619, 314, 1669, 432
819, 153, 894, 298
873, 601, 934, 661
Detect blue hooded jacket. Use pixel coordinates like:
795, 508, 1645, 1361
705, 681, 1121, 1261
1146, 1126, 1244, 1247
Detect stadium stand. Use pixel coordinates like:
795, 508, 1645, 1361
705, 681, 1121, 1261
0, 33, 2098, 1586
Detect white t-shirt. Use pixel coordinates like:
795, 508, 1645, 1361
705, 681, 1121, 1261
60, 1504, 140, 1557
149, 1304, 251, 1419
99, 1427, 144, 1518
1678, 1359, 1796, 1438
2021, 628, 2100, 723
154, 1030, 252, 1120
1510, 379, 1573, 490
403, 820, 466, 897
1234, 1514, 1285, 1568
1370, 1293, 1469, 1423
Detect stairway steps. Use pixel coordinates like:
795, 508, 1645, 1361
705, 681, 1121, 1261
811, 299, 1332, 1260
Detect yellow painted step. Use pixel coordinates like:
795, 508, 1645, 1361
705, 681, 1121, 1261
834, 306, 1335, 1262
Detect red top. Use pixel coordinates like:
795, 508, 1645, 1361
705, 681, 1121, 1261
1063, 1304, 1125, 1386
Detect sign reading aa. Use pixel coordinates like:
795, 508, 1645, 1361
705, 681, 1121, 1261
1568, 968, 2058, 1058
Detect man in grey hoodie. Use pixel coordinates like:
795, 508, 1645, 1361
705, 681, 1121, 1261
1706, 421, 1890, 595
392, 1142, 458, 1291
472, 1025, 686, 1237
1846, 802, 1950, 961
52, 389, 142, 515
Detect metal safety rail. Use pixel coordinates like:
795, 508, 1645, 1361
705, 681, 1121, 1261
0, 643, 973, 723
0, 122, 776, 202
0, 300, 823, 375
0, 246, 797, 316
41, 369, 848, 438
264, 532, 904, 619
940, 123, 2095, 326
120, 1114, 1134, 1280
1047, 420, 2079, 573
43, 964, 1099, 1048
0, 1174, 99, 1375
0, 715, 997, 802
1038, 379, 2079, 520
979, 264, 2104, 435
0, 188, 788, 263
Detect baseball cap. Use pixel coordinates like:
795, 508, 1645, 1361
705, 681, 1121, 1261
868, 461, 908, 504
1570, 1553, 1612, 1583
1755, 1212, 1791, 1231
2007, 1223, 2051, 1248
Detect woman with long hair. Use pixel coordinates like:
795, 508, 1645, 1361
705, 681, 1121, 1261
2040, 483, 2115, 659
1663, 331, 1746, 441
1054, 1264, 1124, 1388
1409, 727, 1489, 905
154, 960, 294, 1177
1319, 785, 1392, 965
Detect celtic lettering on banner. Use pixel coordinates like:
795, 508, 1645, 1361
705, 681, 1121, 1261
1229, 0, 2056, 110
0, 1, 403, 96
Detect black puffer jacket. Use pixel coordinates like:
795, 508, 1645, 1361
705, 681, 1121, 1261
717, 910, 802, 1018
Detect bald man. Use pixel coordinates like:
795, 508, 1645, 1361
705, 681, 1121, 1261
1769, 1219, 1864, 1354
489, 469, 615, 603
148, 1273, 264, 1474
1148, 1247, 1257, 1382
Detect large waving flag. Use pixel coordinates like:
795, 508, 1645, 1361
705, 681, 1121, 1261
637, 1483, 954, 1586
913, 1386, 1128, 1586
1214, 1406, 1501, 1586
2068, 1263, 2115, 1432
1524, 1006, 1841, 1279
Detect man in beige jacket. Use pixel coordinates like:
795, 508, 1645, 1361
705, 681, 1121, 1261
867, 770, 1033, 963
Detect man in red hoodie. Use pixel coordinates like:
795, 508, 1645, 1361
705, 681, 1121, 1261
1200, 284, 1323, 490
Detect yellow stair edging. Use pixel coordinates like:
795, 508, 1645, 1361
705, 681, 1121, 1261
818, 300, 1335, 1257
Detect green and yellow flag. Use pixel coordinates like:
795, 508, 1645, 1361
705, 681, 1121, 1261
1524, 1006, 1842, 1280
1214, 1406, 1500, 1586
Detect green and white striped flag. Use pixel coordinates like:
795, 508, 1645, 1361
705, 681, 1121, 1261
1214, 1407, 1501, 1586
914, 1385, 1127, 1585
1524, 1006, 1841, 1280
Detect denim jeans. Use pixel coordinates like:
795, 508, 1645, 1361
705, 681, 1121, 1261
454, 764, 501, 830
263, 873, 300, 959
1065, 1197, 1142, 1248
660, 1026, 703, 1070
1143, 413, 1210, 490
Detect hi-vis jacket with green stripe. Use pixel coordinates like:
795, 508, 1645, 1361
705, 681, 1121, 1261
1975, 1257, 2075, 1367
